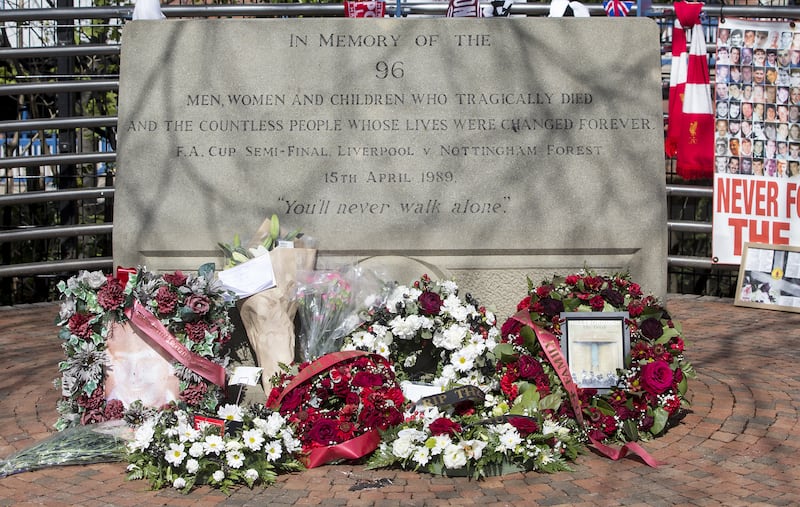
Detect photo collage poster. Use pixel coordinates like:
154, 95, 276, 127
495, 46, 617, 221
712, 19, 800, 265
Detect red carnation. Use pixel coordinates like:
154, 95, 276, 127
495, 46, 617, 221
516, 295, 532, 311
428, 417, 462, 436
184, 321, 209, 343
104, 399, 125, 420
564, 274, 580, 285
535, 285, 553, 298
155, 285, 178, 314
589, 295, 605, 311
353, 371, 384, 388
68, 312, 94, 340
180, 382, 208, 406
97, 278, 125, 310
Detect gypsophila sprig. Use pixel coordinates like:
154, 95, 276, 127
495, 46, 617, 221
125, 404, 304, 494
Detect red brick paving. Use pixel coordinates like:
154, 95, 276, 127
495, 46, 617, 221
1, 295, 799, 506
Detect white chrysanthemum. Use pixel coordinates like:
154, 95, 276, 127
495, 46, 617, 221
185, 458, 199, 474
164, 443, 186, 466
173, 477, 186, 489
281, 429, 302, 453
244, 468, 259, 481
188, 441, 205, 458
439, 280, 458, 295
177, 423, 200, 443
392, 437, 415, 459
242, 428, 265, 451
349, 330, 375, 349
371, 323, 389, 337
262, 413, 287, 438
460, 439, 487, 460
128, 420, 156, 452
397, 428, 427, 442
412, 446, 431, 466
441, 294, 469, 322
264, 439, 283, 462
537, 449, 555, 465
496, 427, 523, 453
434, 324, 468, 350
212, 470, 225, 482
204, 435, 225, 455
217, 403, 244, 422
442, 443, 468, 469
78, 270, 107, 289
542, 420, 571, 439
225, 440, 244, 452
385, 285, 412, 312
427, 434, 451, 456
226, 449, 245, 469
450, 348, 474, 373
374, 341, 391, 358
390, 314, 429, 339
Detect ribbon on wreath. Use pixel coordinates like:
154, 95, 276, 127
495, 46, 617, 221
512, 310, 660, 467
269, 350, 386, 468
124, 299, 227, 387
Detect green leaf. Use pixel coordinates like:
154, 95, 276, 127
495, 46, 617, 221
677, 373, 688, 397
492, 343, 518, 363
538, 393, 563, 411
519, 325, 539, 352
510, 387, 540, 414
655, 326, 679, 345
198, 262, 215, 279
651, 406, 669, 435
622, 419, 639, 441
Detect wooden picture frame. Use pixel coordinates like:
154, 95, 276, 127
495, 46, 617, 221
559, 312, 631, 392
734, 242, 800, 313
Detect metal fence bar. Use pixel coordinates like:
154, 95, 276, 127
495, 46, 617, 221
0, 223, 113, 243
0, 257, 113, 277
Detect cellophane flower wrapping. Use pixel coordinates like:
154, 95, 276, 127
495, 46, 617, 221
295, 266, 385, 362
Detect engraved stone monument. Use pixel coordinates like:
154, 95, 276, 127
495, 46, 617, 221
115, 18, 667, 317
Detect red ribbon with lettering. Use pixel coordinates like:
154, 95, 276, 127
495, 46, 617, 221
512, 310, 660, 467
124, 299, 227, 387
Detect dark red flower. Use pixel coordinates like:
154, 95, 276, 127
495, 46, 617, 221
516, 295, 532, 311
508, 416, 539, 436
104, 399, 125, 420
68, 313, 94, 340
307, 418, 339, 446
180, 382, 208, 406
564, 274, 580, 285
77, 387, 105, 410
639, 360, 674, 395
97, 278, 125, 310
640, 318, 664, 340
540, 297, 564, 318
163, 271, 187, 287
418, 291, 444, 316
428, 417, 462, 436
589, 295, 605, 311
517, 354, 545, 380
185, 294, 211, 316
352, 371, 384, 388
500, 318, 523, 339
535, 285, 553, 298
600, 288, 625, 307
279, 386, 308, 413
155, 285, 178, 314
184, 321, 209, 343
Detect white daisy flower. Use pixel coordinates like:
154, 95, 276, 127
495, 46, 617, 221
217, 403, 244, 422
226, 449, 245, 469
242, 428, 265, 451
204, 435, 225, 455
164, 443, 186, 466
264, 440, 283, 462
412, 446, 431, 466
450, 348, 474, 372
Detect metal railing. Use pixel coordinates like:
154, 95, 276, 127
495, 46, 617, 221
1, 2, 797, 303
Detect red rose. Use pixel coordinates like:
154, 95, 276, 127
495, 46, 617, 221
155, 285, 178, 314
508, 416, 539, 436
68, 313, 94, 340
307, 418, 340, 446
600, 288, 625, 307
628, 283, 642, 297
97, 278, 125, 310
535, 285, 553, 298
517, 354, 545, 380
639, 360, 674, 395
516, 295, 532, 311
352, 371, 384, 388
564, 274, 580, 285
418, 291, 444, 316
500, 318, 523, 339
163, 271, 187, 287
428, 417, 462, 436
279, 386, 308, 413
185, 294, 211, 316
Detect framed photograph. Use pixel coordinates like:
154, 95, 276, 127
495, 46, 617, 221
734, 242, 800, 313
560, 312, 631, 391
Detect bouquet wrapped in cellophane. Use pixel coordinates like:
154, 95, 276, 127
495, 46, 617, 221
295, 265, 386, 363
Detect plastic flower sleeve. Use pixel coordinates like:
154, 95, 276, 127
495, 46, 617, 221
295, 265, 385, 362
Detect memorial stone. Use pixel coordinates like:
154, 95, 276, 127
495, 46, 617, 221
115, 18, 667, 317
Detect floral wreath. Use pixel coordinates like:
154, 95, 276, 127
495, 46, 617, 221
55, 265, 235, 430
500, 270, 695, 443
266, 351, 405, 468
126, 403, 304, 494
341, 275, 583, 477
341, 274, 500, 392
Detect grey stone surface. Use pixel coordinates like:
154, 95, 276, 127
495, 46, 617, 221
115, 18, 667, 318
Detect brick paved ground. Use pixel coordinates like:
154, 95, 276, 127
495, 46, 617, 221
1, 295, 798, 506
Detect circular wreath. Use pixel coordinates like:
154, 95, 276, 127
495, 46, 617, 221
55, 265, 235, 430
341, 274, 499, 392
500, 270, 694, 443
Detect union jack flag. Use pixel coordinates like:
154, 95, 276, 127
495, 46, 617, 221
603, 0, 631, 16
